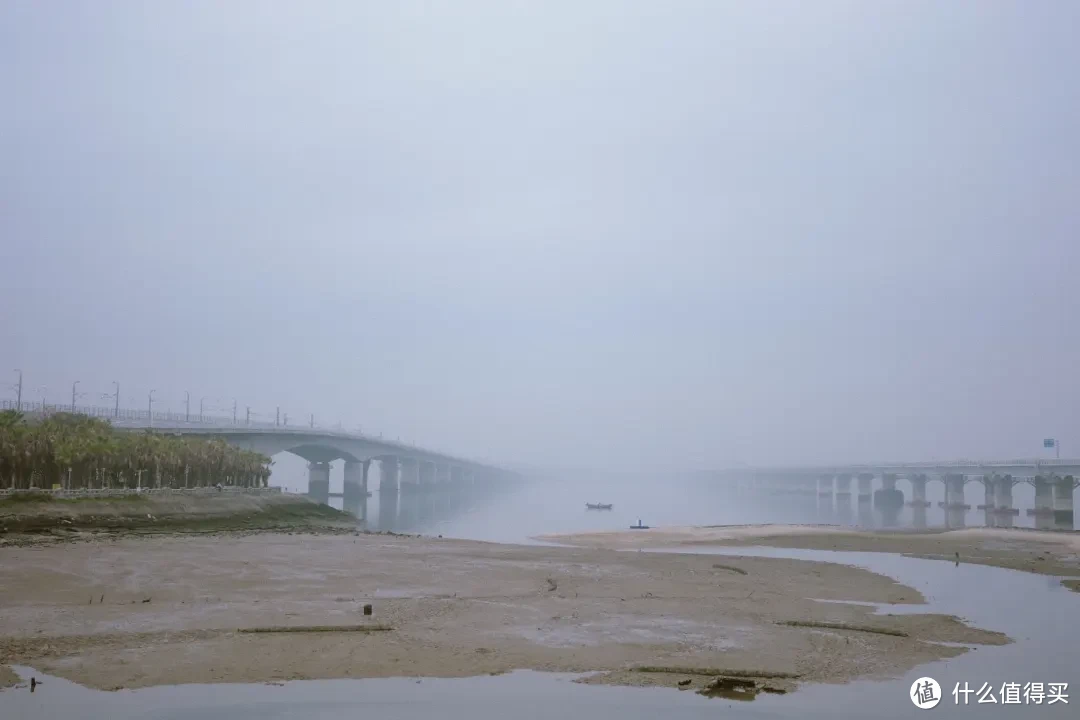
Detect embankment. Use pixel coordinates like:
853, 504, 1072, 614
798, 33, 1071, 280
0, 490, 356, 539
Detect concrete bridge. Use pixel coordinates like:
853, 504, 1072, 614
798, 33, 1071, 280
715, 459, 1078, 529
2, 400, 522, 509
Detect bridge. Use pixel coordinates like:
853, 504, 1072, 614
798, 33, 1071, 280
1, 400, 523, 513
710, 460, 1077, 529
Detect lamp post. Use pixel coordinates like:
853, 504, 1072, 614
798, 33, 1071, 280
112, 381, 120, 418
148, 389, 156, 427
185, 391, 190, 423
13, 369, 22, 411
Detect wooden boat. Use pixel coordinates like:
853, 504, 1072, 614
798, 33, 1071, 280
585, 503, 613, 510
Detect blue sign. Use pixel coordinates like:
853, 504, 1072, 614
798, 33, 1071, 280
1044, 439, 1056, 448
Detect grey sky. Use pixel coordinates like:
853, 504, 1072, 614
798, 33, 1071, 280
2, 1, 1078, 471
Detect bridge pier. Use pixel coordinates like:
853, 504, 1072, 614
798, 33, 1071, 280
307, 461, 331, 505
873, 473, 903, 510
1054, 476, 1074, 527
834, 473, 852, 522
343, 460, 369, 520
977, 476, 995, 510
1028, 476, 1054, 518
857, 473, 873, 505
835, 473, 852, 502
939, 474, 969, 510
419, 461, 436, 492
437, 463, 451, 486
817, 474, 833, 499
380, 457, 400, 494
993, 474, 1016, 515
907, 474, 930, 507
400, 458, 420, 495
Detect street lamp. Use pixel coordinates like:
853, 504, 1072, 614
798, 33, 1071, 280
111, 381, 120, 418
13, 369, 22, 411
148, 389, 156, 427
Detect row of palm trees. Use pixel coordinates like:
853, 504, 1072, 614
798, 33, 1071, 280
0, 411, 272, 491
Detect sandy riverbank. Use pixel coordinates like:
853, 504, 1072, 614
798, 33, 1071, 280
0, 531, 1008, 695
540, 524, 1080, 586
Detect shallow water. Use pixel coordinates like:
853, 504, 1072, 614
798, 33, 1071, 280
3, 545, 1076, 718
330, 477, 1075, 541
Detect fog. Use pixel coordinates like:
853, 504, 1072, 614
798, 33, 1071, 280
3, 1, 1078, 474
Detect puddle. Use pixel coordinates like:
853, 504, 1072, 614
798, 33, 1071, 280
2, 548, 1076, 718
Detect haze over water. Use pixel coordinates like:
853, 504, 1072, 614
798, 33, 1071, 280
319, 473, 1073, 544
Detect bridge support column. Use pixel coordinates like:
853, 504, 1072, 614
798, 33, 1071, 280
835, 474, 852, 501
857, 473, 873, 505
344, 460, 367, 499
307, 461, 331, 505
874, 473, 903, 510
1054, 476, 1074, 527
419, 461, 436, 492
939, 474, 969, 509
400, 459, 420, 495
993, 474, 1014, 512
977, 476, 995, 510
380, 457, 399, 494
907, 475, 929, 507
1029, 476, 1054, 517
437, 463, 451, 486
343, 460, 369, 521
817, 475, 833, 498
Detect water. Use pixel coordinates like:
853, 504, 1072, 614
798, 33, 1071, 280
3, 481, 1077, 717
327, 475, 1074, 541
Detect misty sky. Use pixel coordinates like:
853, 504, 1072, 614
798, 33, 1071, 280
2, 1, 1078, 471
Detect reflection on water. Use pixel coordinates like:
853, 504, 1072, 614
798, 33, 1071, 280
324, 476, 1074, 545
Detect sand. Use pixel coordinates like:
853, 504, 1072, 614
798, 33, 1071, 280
0, 531, 1008, 694
541, 524, 1080, 587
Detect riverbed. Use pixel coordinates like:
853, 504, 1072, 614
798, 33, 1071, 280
2, 542, 1075, 718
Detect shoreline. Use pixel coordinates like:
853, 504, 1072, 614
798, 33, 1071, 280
539, 523, 1080, 589
0, 528, 1009, 695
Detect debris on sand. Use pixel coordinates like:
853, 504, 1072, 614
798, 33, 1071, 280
698, 676, 788, 701
238, 624, 392, 634
778, 620, 908, 637
546, 578, 558, 592
634, 666, 800, 680
711, 563, 748, 575
363, 604, 373, 615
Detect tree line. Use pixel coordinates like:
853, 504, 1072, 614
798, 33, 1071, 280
0, 411, 272, 491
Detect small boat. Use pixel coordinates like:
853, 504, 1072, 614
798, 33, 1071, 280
585, 503, 613, 510
629, 518, 650, 530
